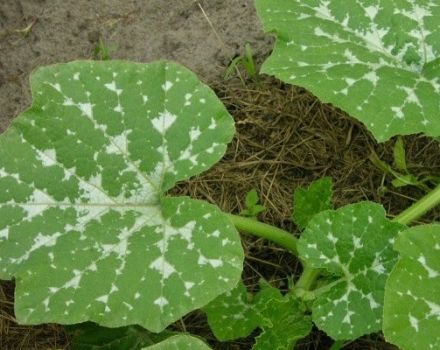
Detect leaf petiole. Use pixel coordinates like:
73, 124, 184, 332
393, 182, 440, 225
226, 214, 298, 255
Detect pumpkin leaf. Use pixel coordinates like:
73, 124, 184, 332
0, 60, 243, 332
204, 280, 312, 349
203, 280, 264, 340
293, 177, 333, 230
253, 294, 312, 350
67, 322, 174, 350
383, 224, 440, 350
255, 0, 440, 142
141, 334, 212, 350
297, 202, 406, 339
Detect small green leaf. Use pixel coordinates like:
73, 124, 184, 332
369, 150, 426, 190
368, 150, 394, 175
293, 177, 333, 230
383, 224, 440, 350
393, 136, 407, 171
253, 295, 312, 350
297, 202, 406, 340
391, 174, 419, 188
67, 322, 174, 350
203, 281, 262, 340
204, 280, 312, 349
240, 189, 266, 218
141, 334, 212, 350
243, 44, 258, 80
256, 0, 440, 142
246, 189, 259, 208
0, 60, 244, 332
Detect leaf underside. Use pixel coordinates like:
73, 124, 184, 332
383, 225, 440, 350
204, 280, 312, 350
67, 322, 174, 350
293, 177, 333, 230
0, 60, 243, 332
297, 202, 405, 340
256, 0, 440, 142
141, 334, 212, 350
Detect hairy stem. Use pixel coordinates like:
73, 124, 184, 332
226, 214, 298, 255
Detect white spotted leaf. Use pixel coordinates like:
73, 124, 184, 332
142, 334, 212, 350
297, 202, 405, 339
255, 0, 440, 142
0, 60, 244, 332
203, 280, 264, 340
383, 224, 440, 350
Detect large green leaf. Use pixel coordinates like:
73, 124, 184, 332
255, 0, 440, 142
204, 280, 312, 349
297, 202, 405, 339
293, 177, 333, 230
142, 334, 212, 350
383, 225, 440, 350
0, 60, 244, 332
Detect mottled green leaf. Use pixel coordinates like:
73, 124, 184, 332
256, 0, 440, 142
142, 334, 212, 350
383, 224, 440, 350
203, 280, 263, 340
205, 280, 312, 349
297, 202, 405, 339
293, 177, 333, 230
253, 295, 312, 350
0, 60, 244, 332
67, 322, 174, 350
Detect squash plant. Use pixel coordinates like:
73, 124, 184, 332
1, 1, 440, 349
253, 1, 440, 349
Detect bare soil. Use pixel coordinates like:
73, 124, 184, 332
0, 0, 272, 131
1, 1, 440, 350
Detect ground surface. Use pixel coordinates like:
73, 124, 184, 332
0, 0, 272, 131
1, 1, 440, 350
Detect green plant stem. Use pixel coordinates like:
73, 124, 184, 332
226, 214, 298, 255
392, 182, 440, 225
294, 265, 320, 290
